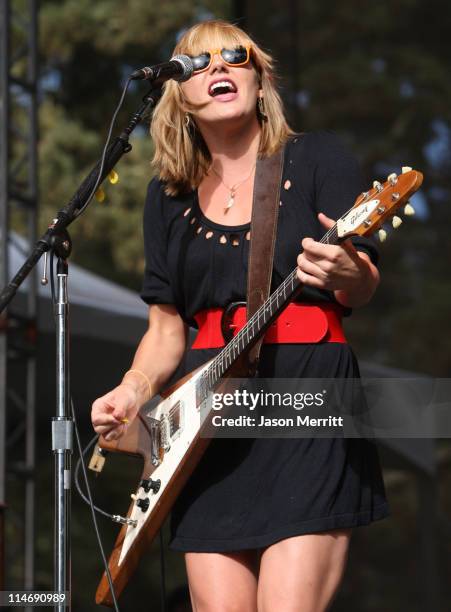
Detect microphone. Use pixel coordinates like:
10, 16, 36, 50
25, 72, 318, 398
130, 55, 193, 83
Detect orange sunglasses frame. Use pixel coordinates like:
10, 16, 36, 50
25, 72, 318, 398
189, 45, 252, 74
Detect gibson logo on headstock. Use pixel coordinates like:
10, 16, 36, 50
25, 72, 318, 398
349, 204, 369, 226
337, 199, 380, 237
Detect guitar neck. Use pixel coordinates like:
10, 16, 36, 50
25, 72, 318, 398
200, 222, 341, 392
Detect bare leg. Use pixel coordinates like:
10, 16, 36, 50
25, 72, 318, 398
257, 529, 352, 612
185, 549, 259, 612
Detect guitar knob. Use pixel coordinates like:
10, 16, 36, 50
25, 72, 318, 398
402, 166, 412, 174
404, 203, 415, 216
140, 478, 161, 494
136, 498, 150, 512
378, 229, 387, 242
131, 493, 150, 512
392, 216, 402, 229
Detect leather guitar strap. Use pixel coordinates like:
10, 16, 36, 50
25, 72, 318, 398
246, 145, 285, 376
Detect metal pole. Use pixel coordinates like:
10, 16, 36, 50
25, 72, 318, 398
24, 0, 38, 591
0, 4, 11, 576
52, 259, 72, 611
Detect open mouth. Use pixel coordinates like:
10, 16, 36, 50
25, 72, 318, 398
208, 79, 238, 97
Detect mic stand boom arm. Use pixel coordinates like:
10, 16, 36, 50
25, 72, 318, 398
0, 86, 162, 312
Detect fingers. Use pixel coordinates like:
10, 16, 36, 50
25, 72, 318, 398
301, 237, 339, 260
296, 255, 329, 287
91, 385, 137, 441
296, 266, 328, 289
301, 235, 358, 266
103, 423, 127, 441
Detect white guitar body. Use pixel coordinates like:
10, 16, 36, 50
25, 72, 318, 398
95, 356, 229, 605
118, 357, 214, 564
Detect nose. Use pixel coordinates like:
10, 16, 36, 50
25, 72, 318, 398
209, 50, 228, 72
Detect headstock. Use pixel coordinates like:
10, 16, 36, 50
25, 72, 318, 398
337, 167, 423, 242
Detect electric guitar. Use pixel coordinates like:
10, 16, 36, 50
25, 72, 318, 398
93, 167, 423, 606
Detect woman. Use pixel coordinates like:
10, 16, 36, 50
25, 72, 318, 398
91, 19, 390, 611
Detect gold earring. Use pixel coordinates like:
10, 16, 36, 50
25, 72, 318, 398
257, 95, 268, 121
185, 113, 191, 128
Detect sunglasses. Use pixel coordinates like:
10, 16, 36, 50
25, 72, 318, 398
189, 45, 252, 74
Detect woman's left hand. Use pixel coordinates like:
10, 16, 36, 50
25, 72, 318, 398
296, 212, 380, 308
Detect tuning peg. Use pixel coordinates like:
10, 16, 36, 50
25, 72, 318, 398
387, 172, 398, 185
378, 229, 387, 242
404, 203, 415, 216
373, 180, 383, 192
402, 166, 412, 174
392, 216, 402, 229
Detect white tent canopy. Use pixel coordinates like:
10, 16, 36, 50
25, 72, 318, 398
8, 232, 148, 344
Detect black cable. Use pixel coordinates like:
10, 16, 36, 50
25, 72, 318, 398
73, 434, 117, 521
74, 434, 134, 524
72, 400, 121, 612
74, 439, 170, 612
76, 76, 133, 218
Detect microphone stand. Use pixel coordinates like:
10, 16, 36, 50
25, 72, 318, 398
0, 84, 162, 611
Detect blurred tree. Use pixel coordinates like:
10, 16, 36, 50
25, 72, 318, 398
245, 0, 451, 376
35, 0, 451, 375
37, 0, 230, 289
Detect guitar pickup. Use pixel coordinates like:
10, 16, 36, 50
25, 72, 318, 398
88, 445, 107, 473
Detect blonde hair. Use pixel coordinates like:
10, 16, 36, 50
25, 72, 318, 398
150, 20, 294, 196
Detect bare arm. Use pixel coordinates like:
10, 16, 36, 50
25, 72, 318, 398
91, 304, 187, 440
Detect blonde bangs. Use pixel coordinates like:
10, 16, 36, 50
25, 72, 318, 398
150, 20, 294, 196
174, 22, 252, 58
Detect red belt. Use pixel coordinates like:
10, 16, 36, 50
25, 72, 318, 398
191, 302, 346, 349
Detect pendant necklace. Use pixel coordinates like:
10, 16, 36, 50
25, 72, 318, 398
211, 163, 256, 214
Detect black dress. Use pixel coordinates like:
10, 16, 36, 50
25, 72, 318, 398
141, 131, 390, 552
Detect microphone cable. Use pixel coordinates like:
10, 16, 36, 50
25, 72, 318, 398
75, 75, 132, 218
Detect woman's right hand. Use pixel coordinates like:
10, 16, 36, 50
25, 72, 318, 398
91, 383, 141, 441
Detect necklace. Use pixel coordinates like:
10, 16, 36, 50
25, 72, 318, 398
211, 163, 256, 213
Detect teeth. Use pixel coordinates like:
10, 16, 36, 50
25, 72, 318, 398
210, 80, 235, 94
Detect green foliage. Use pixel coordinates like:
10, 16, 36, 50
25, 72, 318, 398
37, 0, 230, 291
